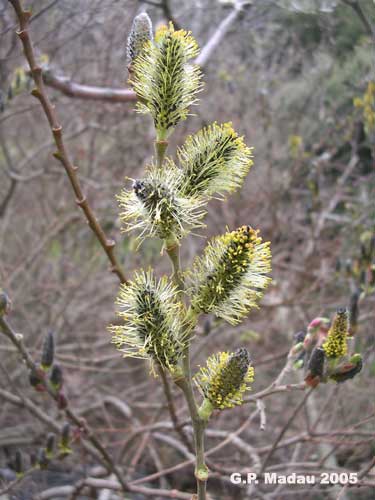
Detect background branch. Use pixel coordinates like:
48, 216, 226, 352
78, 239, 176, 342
8, 0, 128, 284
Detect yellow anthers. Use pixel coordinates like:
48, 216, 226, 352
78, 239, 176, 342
177, 122, 253, 198
130, 22, 202, 140
109, 270, 188, 372
188, 225, 272, 324
322, 309, 349, 359
195, 349, 254, 410
154, 24, 168, 43
116, 163, 205, 242
127, 13, 153, 66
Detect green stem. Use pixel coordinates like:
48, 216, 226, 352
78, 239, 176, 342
175, 366, 208, 500
155, 140, 168, 168
166, 240, 185, 293
165, 241, 209, 500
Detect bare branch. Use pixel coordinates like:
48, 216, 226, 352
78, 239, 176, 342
43, 70, 137, 103
7, 0, 128, 284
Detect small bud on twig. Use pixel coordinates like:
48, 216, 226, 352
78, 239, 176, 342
46, 433, 56, 457
30, 452, 37, 467
57, 392, 68, 410
0, 289, 11, 316
41, 331, 55, 370
127, 13, 153, 67
50, 364, 63, 390
29, 366, 45, 391
305, 346, 325, 389
37, 448, 49, 469
61, 422, 71, 446
329, 354, 363, 383
14, 450, 24, 476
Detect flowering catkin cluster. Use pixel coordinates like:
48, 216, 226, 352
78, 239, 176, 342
120, 18, 257, 247
322, 308, 349, 358
188, 225, 272, 324
110, 14, 274, 409
195, 349, 254, 410
109, 270, 188, 373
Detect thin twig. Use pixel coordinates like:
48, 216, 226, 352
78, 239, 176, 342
260, 388, 314, 474
158, 365, 193, 451
8, 0, 128, 284
0, 314, 129, 493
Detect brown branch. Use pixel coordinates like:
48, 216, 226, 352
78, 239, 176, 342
43, 70, 137, 103
0, 388, 61, 437
0, 313, 129, 493
130, 408, 260, 486
259, 388, 314, 474
8, 0, 128, 285
22, 2, 244, 104
0, 468, 35, 496
0, 178, 17, 217
195, 4, 243, 68
158, 365, 193, 452
36, 477, 192, 500
337, 456, 375, 500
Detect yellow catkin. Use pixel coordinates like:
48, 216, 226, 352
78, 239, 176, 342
323, 309, 349, 358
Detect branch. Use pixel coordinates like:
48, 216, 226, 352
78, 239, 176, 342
142, 0, 181, 30
195, 3, 243, 67
36, 477, 192, 500
158, 365, 193, 452
21, 2, 245, 104
0, 178, 17, 217
0, 388, 61, 432
43, 70, 137, 103
8, 0, 128, 285
337, 456, 375, 500
0, 313, 128, 493
259, 388, 314, 474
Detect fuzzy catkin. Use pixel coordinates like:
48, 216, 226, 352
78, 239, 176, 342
127, 13, 153, 65
195, 349, 254, 410
322, 308, 349, 358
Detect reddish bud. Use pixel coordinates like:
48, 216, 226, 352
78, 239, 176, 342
57, 392, 68, 410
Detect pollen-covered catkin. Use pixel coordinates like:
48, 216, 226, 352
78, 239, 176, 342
189, 225, 271, 324
130, 22, 202, 140
178, 122, 253, 198
195, 348, 254, 409
322, 308, 349, 358
117, 164, 205, 242
109, 270, 189, 373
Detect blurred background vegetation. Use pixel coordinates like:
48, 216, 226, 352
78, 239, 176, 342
0, 0, 374, 498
